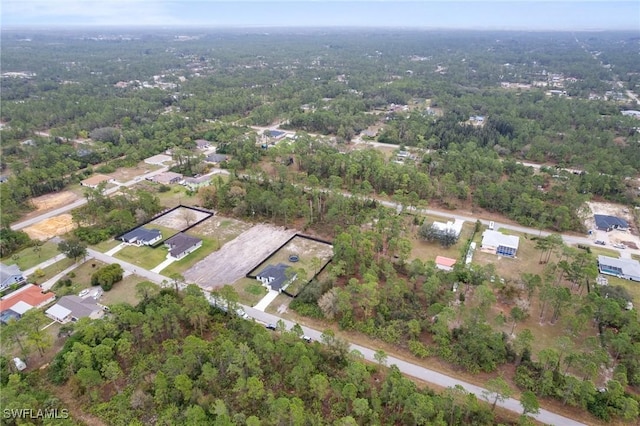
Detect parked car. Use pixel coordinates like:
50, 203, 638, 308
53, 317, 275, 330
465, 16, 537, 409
13, 358, 26, 371
78, 289, 90, 298
236, 308, 250, 320
595, 240, 606, 245
301, 335, 312, 343
266, 323, 277, 330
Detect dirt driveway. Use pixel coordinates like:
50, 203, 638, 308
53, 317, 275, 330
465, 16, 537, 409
184, 224, 296, 291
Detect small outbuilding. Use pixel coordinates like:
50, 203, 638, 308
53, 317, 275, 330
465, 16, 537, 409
435, 256, 457, 271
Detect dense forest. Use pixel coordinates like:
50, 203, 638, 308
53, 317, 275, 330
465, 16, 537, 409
3, 289, 505, 425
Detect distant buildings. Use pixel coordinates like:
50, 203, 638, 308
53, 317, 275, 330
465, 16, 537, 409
80, 174, 115, 189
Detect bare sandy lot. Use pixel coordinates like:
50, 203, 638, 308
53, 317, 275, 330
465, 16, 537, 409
31, 191, 80, 212
189, 215, 252, 245
585, 201, 640, 249
23, 214, 75, 240
184, 224, 296, 291
149, 207, 211, 231
107, 163, 159, 183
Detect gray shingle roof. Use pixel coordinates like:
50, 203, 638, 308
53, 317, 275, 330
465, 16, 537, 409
165, 233, 202, 258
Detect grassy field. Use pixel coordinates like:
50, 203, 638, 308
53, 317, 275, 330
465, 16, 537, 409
49, 259, 108, 297
234, 277, 269, 306
28, 258, 75, 285
247, 236, 333, 283
585, 245, 623, 259
115, 245, 168, 270
2, 240, 60, 270
92, 239, 121, 253
604, 275, 640, 308
156, 185, 199, 208
100, 274, 147, 306
161, 237, 220, 277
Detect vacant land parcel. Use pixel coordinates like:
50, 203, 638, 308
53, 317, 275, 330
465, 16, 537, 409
184, 224, 296, 291
148, 206, 211, 231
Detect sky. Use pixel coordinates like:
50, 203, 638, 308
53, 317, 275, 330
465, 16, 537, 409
2, 0, 639, 31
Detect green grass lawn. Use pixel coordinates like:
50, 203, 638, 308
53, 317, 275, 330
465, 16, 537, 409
92, 239, 121, 253
2, 241, 60, 270
234, 277, 269, 306
161, 237, 220, 277
29, 258, 75, 285
585, 245, 622, 259
115, 245, 169, 270
156, 186, 198, 208
100, 274, 147, 306
604, 275, 640, 307
49, 259, 108, 297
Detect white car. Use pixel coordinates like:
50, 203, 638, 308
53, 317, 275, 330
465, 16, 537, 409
236, 309, 250, 320
78, 289, 90, 298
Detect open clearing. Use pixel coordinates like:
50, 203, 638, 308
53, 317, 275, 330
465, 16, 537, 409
249, 235, 333, 282
189, 215, 252, 245
31, 191, 80, 212
107, 162, 160, 182
184, 224, 295, 291
23, 214, 75, 240
149, 206, 211, 231
585, 201, 640, 249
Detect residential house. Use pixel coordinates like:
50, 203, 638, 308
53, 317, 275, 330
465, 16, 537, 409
120, 227, 162, 246
264, 130, 286, 141
151, 171, 183, 185
195, 139, 211, 150
598, 256, 640, 281
144, 154, 173, 165
0, 284, 56, 324
435, 256, 457, 272
0, 263, 25, 291
45, 295, 104, 323
80, 174, 115, 189
256, 263, 296, 292
480, 230, 520, 257
164, 233, 202, 260
594, 215, 629, 232
182, 175, 212, 191
205, 153, 228, 164
431, 219, 464, 239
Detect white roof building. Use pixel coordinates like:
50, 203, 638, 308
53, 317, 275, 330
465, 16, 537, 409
481, 230, 519, 257
431, 219, 464, 238
598, 256, 640, 281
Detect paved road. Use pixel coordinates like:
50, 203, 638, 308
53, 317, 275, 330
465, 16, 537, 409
81, 243, 584, 425
242, 306, 585, 426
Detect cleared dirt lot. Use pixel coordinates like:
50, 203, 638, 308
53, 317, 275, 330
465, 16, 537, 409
585, 201, 640, 249
149, 206, 211, 231
189, 215, 252, 245
184, 224, 296, 291
31, 191, 80, 212
23, 214, 75, 240
249, 236, 333, 279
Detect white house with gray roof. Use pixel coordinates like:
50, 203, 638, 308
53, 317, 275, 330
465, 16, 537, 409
0, 263, 25, 291
598, 256, 640, 281
480, 230, 520, 257
45, 296, 104, 324
164, 233, 202, 260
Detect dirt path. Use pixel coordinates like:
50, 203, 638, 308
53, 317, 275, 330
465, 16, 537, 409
184, 224, 296, 291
